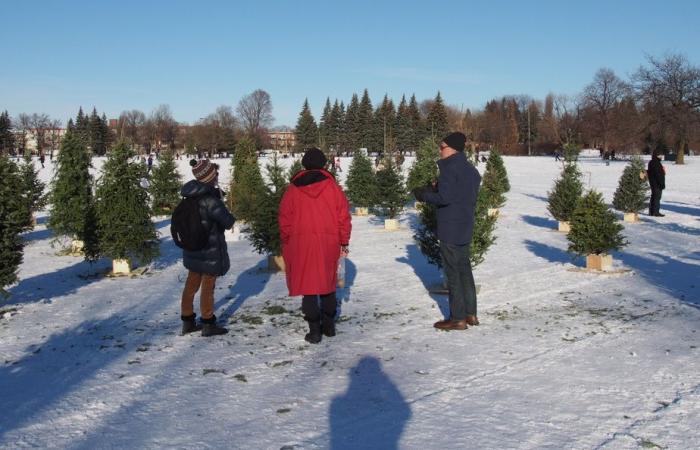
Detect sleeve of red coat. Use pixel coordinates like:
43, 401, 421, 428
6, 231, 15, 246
336, 185, 352, 246
279, 187, 294, 245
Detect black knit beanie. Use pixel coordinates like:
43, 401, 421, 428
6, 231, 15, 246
301, 148, 327, 170
442, 132, 467, 152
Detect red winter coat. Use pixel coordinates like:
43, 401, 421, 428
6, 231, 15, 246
279, 169, 351, 296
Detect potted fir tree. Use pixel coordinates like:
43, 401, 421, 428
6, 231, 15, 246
95, 141, 158, 275
547, 162, 583, 232
0, 154, 25, 298
149, 151, 182, 216
567, 190, 627, 271
374, 155, 407, 230
249, 154, 287, 272
612, 156, 649, 222
48, 129, 99, 260
345, 150, 377, 216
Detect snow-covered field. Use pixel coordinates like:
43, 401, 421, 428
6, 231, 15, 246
1, 153, 699, 449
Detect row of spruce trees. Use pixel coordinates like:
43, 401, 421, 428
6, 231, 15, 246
547, 150, 649, 260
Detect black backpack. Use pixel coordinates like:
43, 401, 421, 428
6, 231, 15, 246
171, 197, 209, 251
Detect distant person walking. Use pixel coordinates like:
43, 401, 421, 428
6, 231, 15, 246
554, 149, 561, 162
413, 132, 481, 331
175, 159, 235, 336
39, 152, 45, 168
147, 154, 154, 173
279, 148, 352, 344
647, 150, 666, 217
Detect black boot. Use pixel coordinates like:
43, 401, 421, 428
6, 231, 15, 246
305, 320, 322, 344
201, 315, 228, 337
180, 314, 202, 336
321, 313, 336, 337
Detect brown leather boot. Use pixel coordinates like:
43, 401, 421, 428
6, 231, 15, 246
465, 315, 480, 326
434, 319, 468, 330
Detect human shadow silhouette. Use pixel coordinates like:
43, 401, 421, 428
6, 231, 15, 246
21, 227, 53, 242
395, 244, 449, 318
524, 239, 575, 265
216, 258, 273, 320
329, 357, 411, 450
521, 215, 557, 230
336, 258, 357, 314
660, 202, 700, 217
523, 193, 549, 203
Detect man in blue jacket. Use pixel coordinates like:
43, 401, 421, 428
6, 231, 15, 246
413, 132, 482, 330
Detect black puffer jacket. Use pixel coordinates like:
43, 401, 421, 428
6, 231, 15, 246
180, 180, 235, 276
647, 157, 665, 190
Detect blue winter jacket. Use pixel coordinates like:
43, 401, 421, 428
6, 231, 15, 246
180, 180, 236, 276
418, 152, 481, 245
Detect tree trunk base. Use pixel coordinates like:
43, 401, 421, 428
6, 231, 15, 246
623, 212, 639, 223
558, 221, 570, 233
354, 207, 369, 216
487, 208, 499, 217
112, 258, 131, 275
70, 240, 85, 256
267, 255, 285, 272
384, 219, 399, 231
586, 254, 613, 271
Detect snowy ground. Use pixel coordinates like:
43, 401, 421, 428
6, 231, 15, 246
1, 154, 699, 449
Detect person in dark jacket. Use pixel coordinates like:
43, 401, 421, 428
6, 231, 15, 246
647, 150, 666, 217
179, 159, 235, 336
279, 148, 352, 344
413, 132, 482, 331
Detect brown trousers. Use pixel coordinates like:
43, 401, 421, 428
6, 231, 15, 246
181, 271, 216, 319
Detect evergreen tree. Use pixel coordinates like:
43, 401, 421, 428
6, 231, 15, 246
336, 101, 346, 153
149, 151, 182, 215
407, 137, 439, 193
345, 151, 377, 208
19, 153, 46, 230
481, 150, 510, 209
547, 162, 584, 222
470, 188, 498, 266
249, 154, 286, 255
486, 149, 510, 192
228, 137, 265, 222
101, 113, 114, 152
95, 141, 158, 265
344, 93, 360, 153
294, 99, 319, 152
0, 110, 15, 156
612, 157, 650, 214
48, 130, 100, 260
374, 155, 407, 218
0, 154, 24, 296
287, 158, 303, 181
319, 97, 332, 150
372, 94, 396, 154
414, 201, 441, 267
89, 108, 105, 155
357, 89, 374, 151
426, 91, 449, 140
407, 94, 423, 150
75, 107, 90, 146
567, 190, 626, 256
395, 95, 413, 153
563, 142, 581, 162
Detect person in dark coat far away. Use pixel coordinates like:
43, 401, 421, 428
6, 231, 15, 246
647, 149, 666, 217
413, 132, 482, 331
279, 148, 352, 344
179, 159, 235, 336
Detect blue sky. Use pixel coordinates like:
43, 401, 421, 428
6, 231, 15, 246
2, 0, 699, 127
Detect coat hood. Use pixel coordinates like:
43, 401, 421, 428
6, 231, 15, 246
290, 169, 334, 199
181, 179, 217, 198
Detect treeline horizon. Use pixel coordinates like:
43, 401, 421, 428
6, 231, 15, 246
1, 53, 698, 164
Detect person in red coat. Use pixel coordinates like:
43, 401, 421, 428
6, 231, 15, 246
279, 148, 352, 344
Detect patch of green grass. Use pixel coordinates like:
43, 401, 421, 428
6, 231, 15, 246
263, 305, 287, 315
231, 314, 263, 325
233, 374, 247, 382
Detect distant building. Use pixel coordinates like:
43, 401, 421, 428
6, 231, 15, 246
12, 127, 66, 155
268, 130, 296, 153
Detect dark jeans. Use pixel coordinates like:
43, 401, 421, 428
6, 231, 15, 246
649, 187, 663, 215
440, 241, 477, 320
302, 292, 337, 322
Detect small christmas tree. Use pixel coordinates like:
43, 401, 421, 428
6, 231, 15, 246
612, 157, 649, 215
48, 130, 100, 260
374, 154, 407, 219
345, 151, 377, 209
249, 154, 287, 257
19, 153, 46, 230
228, 137, 266, 222
0, 154, 25, 296
414, 201, 441, 267
95, 141, 158, 269
547, 162, 583, 223
407, 137, 438, 193
485, 149, 510, 193
568, 190, 626, 257
562, 143, 581, 162
149, 151, 182, 215
481, 162, 506, 210
287, 158, 303, 181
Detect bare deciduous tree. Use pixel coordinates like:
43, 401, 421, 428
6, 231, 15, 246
582, 68, 630, 153
236, 89, 274, 139
634, 54, 700, 164
117, 110, 146, 149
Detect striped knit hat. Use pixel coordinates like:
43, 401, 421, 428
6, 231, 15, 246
190, 159, 218, 184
